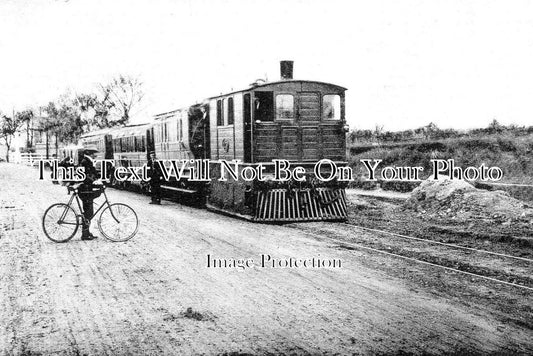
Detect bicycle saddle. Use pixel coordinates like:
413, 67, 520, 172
67, 183, 82, 193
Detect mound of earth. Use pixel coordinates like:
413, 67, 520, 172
404, 177, 533, 224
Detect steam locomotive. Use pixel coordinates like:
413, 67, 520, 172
71, 62, 349, 222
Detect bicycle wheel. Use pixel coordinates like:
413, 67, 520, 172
98, 203, 139, 242
42, 203, 80, 243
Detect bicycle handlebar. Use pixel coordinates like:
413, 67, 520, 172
67, 183, 106, 194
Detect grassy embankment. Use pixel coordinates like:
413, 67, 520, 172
347, 134, 533, 203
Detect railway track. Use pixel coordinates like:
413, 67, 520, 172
289, 222, 533, 292
352, 225, 533, 263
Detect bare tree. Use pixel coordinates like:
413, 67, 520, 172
79, 75, 144, 129
44, 94, 85, 145
0, 112, 25, 162
17, 109, 35, 150
105, 75, 144, 125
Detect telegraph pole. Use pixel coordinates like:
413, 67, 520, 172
45, 123, 49, 160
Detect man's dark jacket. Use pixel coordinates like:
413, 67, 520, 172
80, 156, 99, 188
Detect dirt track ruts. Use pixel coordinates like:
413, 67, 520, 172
1, 163, 532, 355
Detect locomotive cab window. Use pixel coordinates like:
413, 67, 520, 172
254, 91, 274, 122
275, 94, 294, 119
322, 94, 341, 120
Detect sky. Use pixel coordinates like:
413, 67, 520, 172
1, 0, 533, 131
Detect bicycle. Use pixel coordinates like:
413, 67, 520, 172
42, 183, 139, 243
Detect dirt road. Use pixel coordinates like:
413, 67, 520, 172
1, 163, 532, 355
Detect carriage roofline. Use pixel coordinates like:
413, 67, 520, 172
80, 127, 113, 138
153, 109, 185, 120
80, 123, 151, 139
152, 79, 347, 120
153, 102, 206, 120
112, 123, 151, 138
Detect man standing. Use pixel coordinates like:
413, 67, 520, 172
79, 145, 101, 240
148, 151, 162, 205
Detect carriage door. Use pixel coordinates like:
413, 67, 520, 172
243, 93, 252, 162
297, 92, 321, 161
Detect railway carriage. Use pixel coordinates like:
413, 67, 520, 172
152, 103, 210, 195
79, 128, 114, 177
79, 129, 114, 162
111, 123, 151, 189
79, 125, 151, 188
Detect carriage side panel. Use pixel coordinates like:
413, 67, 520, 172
209, 99, 218, 160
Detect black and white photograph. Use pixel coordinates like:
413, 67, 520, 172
1, 0, 532, 355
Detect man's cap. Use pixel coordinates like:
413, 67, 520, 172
84, 144, 99, 153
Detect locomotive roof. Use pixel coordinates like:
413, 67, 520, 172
207, 79, 347, 100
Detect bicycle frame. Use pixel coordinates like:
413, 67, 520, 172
61, 187, 120, 224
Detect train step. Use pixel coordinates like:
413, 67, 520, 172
160, 185, 198, 194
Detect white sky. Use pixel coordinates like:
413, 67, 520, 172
1, 0, 533, 131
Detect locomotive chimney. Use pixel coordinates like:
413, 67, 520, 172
280, 60, 294, 80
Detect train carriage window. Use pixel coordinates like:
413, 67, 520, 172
275, 94, 294, 119
179, 118, 183, 141
227, 97, 234, 125
322, 94, 341, 120
254, 91, 274, 122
